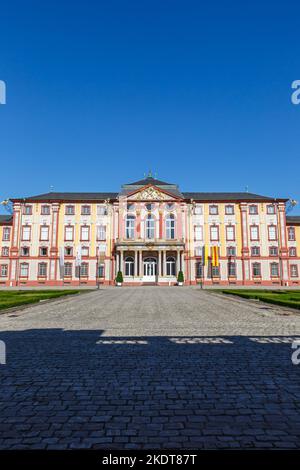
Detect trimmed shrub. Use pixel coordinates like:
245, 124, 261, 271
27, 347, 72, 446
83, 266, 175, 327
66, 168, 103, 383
116, 271, 123, 283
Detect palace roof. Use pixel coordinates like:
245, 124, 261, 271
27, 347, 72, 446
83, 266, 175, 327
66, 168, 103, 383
182, 192, 282, 202
286, 216, 300, 225
10, 191, 286, 203
0, 214, 13, 224
11, 192, 118, 202
127, 176, 175, 186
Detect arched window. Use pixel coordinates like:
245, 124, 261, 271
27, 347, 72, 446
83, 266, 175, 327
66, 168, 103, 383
145, 214, 155, 239
125, 215, 135, 239
166, 256, 176, 276
125, 256, 134, 276
166, 214, 175, 239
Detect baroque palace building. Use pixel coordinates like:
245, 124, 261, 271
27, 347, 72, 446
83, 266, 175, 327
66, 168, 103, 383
0, 175, 299, 287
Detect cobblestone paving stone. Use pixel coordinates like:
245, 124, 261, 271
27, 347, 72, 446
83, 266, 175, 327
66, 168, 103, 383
0, 286, 300, 449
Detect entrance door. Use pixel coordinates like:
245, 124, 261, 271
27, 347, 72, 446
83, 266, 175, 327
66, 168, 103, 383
143, 257, 157, 282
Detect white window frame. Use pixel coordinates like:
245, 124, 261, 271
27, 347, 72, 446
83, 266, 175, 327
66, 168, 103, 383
166, 215, 175, 240
125, 256, 134, 276
166, 256, 176, 276
125, 216, 135, 239
40, 226, 49, 241
146, 215, 155, 239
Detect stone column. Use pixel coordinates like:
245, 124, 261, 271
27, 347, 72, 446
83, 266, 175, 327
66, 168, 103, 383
115, 251, 119, 275
176, 249, 180, 274
181, 251, 184, 275
120, 250, 124, 273
158, 250, 162, 277
162, 250, 166, 277
134, 250, 138, 276
139, 250, 143, 277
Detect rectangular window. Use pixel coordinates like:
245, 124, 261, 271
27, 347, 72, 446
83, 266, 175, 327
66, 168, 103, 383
22, 226, 31, 241
289, 247, 297, 257
194, 225, 203, 241
270, 263, 279, 277
20, 246, 30, 256
226, 225, 235, 241
2, 227, 11, 241
39, 247, 48, 257
80, 263, 88, 277
97, 225, 106, 241
195, 262, 203, 278
23, 205, 32, 215
81, 246, 89, 257
267, 205, 275, 214
268, 225, 277, 241
210, 225, 219, 241
250, 225, 259, 241
64, 247, 73, 257
252, 263, 261, 277
65, 205, 75, 215
249, 205, 258, 215
1, 247, 9, 257
227, 246, 236, 257
80, 226, 90, 241
40, 225, 49, 241
98, 264, 105, 277
195, 246, 202, 257
269, 246, 278, 257
212, 266, 220, 277
290, 265, 299, 277
0, 264, 8, 277
38, 263, 47, 277
97, 205, 107, 216
81, 205, 91, 215
251, 246, 260, 256
228, 262, 236, 277
41, 205, 50, 215
209, 205, 218, 215
65, 226, 74, 241
225, 205, 234, 215
165, 216, 175, 240
20, 263, 29, 277
288, 227, 296, 241
194, 205, 203, 215
64, 263, 72, 277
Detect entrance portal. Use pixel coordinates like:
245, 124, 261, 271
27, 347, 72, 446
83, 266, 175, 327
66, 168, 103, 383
143, 257, 157, 282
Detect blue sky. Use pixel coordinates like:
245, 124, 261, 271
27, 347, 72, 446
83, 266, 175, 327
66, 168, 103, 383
0, 0, 300, 213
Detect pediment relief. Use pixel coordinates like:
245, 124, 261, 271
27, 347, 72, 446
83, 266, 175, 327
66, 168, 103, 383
127, 186, 175, 201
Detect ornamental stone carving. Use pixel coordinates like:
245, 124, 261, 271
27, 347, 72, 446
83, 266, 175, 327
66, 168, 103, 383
128, 187, 170, 201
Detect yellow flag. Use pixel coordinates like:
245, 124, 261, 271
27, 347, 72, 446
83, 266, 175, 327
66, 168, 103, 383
212, 246, 219, 267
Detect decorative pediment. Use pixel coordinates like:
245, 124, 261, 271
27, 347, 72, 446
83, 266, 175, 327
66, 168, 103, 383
127, 185, 177, 201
